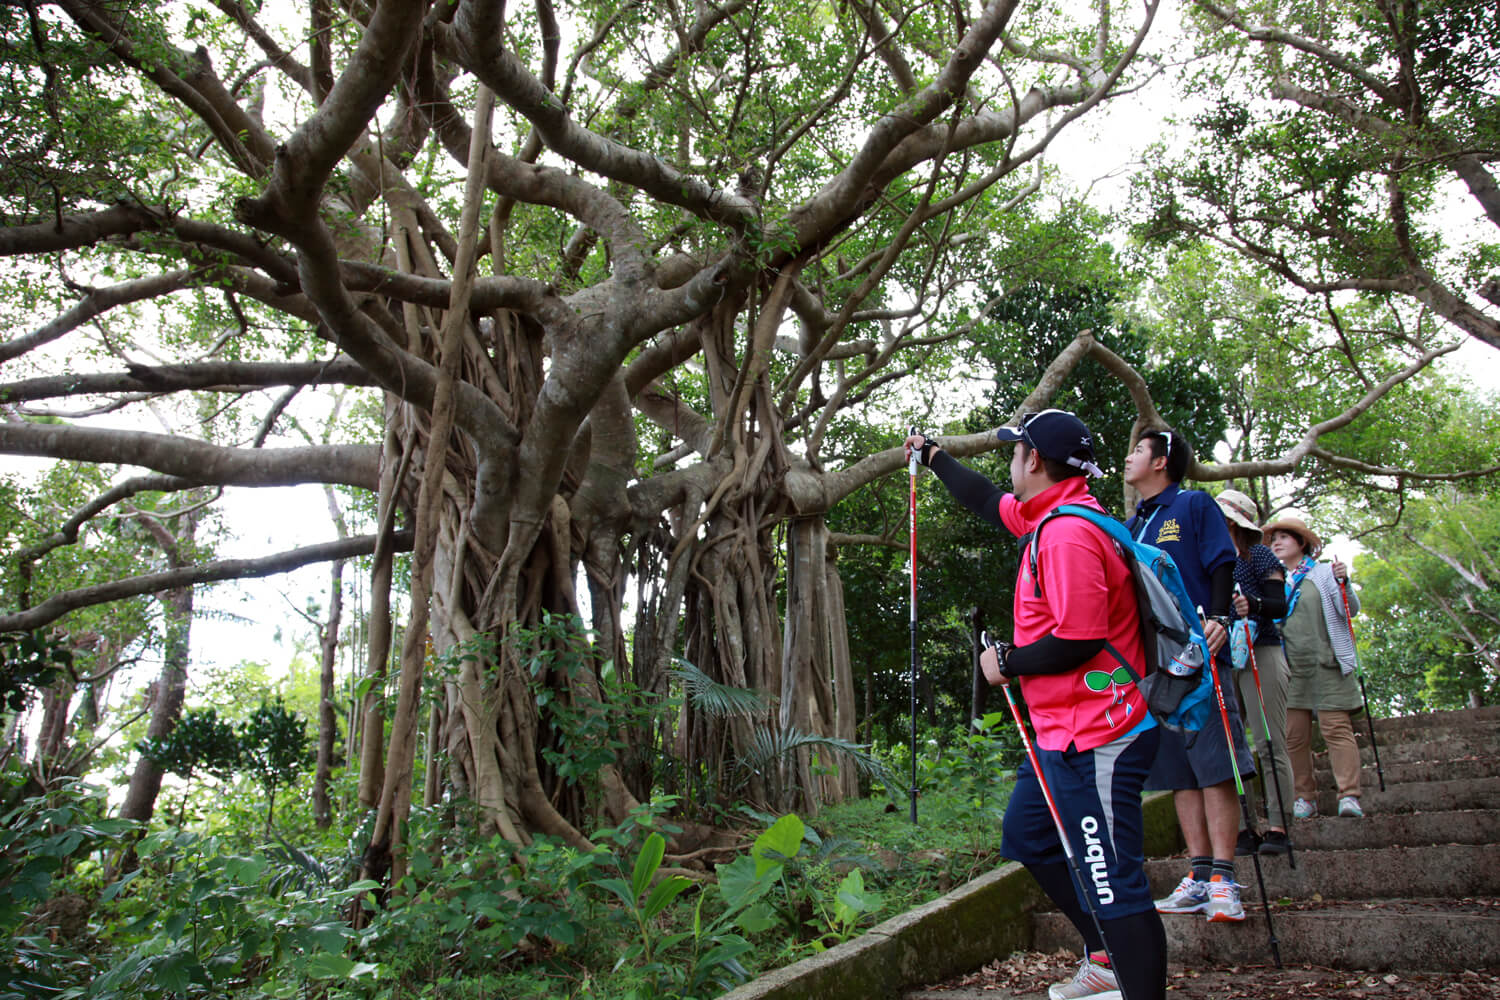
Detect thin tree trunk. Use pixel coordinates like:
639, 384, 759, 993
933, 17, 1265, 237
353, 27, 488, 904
314, 559, 345, 829
357, 415, 402, 808
119, 583, 193, 825
363, 87, 494, 885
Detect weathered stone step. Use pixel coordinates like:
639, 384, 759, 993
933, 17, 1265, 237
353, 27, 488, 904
1033, 898, 1500, 972
1142, 844, 1500, 902
1367, 705, 1500, 732
1310, 755, 1500, 786
1303, 775, 1500, 816
1345, 731, 1497, 765
1352, 720, 1499, 750
1292, 808, 1500, 851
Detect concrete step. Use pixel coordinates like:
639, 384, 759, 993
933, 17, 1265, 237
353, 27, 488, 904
1303, 775, 1500, 816
1143, 844, 1500, 902
1033, 898, 1500, 972
1292, 808, 1500, 851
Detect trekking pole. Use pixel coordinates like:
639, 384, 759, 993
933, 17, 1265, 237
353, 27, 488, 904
969, 607, 988, 732
1337, 569, 1385, 792
1203, 613, 1282, 968
1241, 617, 1296, 870
908, 426, 920, 823
983, 631, 1129, 1000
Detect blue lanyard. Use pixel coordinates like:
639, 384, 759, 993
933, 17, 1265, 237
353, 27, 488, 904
1131, 506, 1161, 543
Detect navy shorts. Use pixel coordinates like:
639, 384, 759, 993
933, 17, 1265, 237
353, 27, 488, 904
1145, 661, 1256, 791
1000, 723, 1161, 920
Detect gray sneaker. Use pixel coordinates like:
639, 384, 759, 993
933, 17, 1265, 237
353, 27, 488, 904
1204, 876, 1246, 923
1048, 956, 1122, 1000
1155, 874, 1210, 914
1338, 796, 1364, 817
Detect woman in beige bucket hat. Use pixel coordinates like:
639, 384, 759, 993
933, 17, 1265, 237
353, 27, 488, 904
1263, 514, 1366, 820
1215, 490, 1294, 856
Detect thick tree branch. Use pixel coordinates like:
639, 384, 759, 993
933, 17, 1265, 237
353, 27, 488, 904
11, 475, 198, 566
0, 359, 374, 404
1309, 447, 1500, 483
0, 204, 154, 256
819, 328, 1096, 507
441, 10, 756, 232
0, 531, 414, 633
0, 271, 199, 364
0, 422, 381, 489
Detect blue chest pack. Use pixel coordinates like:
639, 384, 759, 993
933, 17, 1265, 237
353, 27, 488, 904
1027, 504, 1215, 732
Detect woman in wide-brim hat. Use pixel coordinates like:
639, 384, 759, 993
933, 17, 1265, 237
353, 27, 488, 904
1217, 490, 1293, 855
1263, 515, 1366, 820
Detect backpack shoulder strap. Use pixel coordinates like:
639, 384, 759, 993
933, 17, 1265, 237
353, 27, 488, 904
1026, 504, 1127, 597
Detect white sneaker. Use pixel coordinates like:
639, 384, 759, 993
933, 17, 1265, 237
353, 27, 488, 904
1155, 873, 1209, 914
1293, 797, 1317, 819
1204, 876, 1246, 923
1338, 796, 1364, 817
1048, 956, 1122, 1000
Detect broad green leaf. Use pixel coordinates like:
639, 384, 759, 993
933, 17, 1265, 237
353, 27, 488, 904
630, 832, 666, 901
752, 814, 804, 876
641, 874, 693, 920
304, 952, 358, 979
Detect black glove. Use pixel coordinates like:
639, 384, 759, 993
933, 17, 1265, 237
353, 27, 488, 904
979, 631, 1015, 683
908, 429, 940, 466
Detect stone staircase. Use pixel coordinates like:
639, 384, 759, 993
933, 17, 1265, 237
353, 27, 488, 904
907, 705, 1500, 997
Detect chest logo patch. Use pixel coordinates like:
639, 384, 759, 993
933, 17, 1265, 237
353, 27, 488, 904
1085, 665, 1136, 728
1155, 517, 1182, 544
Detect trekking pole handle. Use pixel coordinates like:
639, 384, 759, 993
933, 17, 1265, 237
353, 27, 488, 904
907, 424, 920, 475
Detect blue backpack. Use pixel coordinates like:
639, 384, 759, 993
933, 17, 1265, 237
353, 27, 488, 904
1028, 504, 1215, 732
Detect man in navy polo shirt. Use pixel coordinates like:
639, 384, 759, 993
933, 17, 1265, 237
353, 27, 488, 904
1123, 427, 1255, 925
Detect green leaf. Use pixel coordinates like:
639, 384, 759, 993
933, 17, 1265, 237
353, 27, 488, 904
153, 950, 196, 994
163, 909, 190, 940
590, 876, 637, 910
752, 814, 804, 876
304, 952, 358, 979
714, 855, 773, 913
641, 875, 692, 920
630, 832, 666, 901
734, 901, 780, 934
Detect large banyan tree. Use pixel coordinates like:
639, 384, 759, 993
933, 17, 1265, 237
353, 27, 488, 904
12, 0, 1495, 883
0, 0, 1168, 872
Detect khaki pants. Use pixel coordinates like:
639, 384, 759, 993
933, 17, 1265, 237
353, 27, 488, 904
1286, 707, 1362, 803
1235, 643, 1293, 828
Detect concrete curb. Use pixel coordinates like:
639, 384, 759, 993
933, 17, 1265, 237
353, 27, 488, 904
720, 792, 1182, 1000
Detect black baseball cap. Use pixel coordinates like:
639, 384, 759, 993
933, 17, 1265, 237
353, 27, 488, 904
995, 409, 1103, 478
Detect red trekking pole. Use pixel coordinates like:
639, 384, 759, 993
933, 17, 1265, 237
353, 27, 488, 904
1337, 568, 1385, 792
907, 426, 920, 823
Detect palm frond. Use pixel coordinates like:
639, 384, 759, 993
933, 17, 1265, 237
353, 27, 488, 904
738, 726, 899, 791
671, 657, 774, 719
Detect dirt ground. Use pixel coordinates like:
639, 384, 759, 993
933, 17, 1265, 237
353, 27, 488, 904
919, 949, 1500, 999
